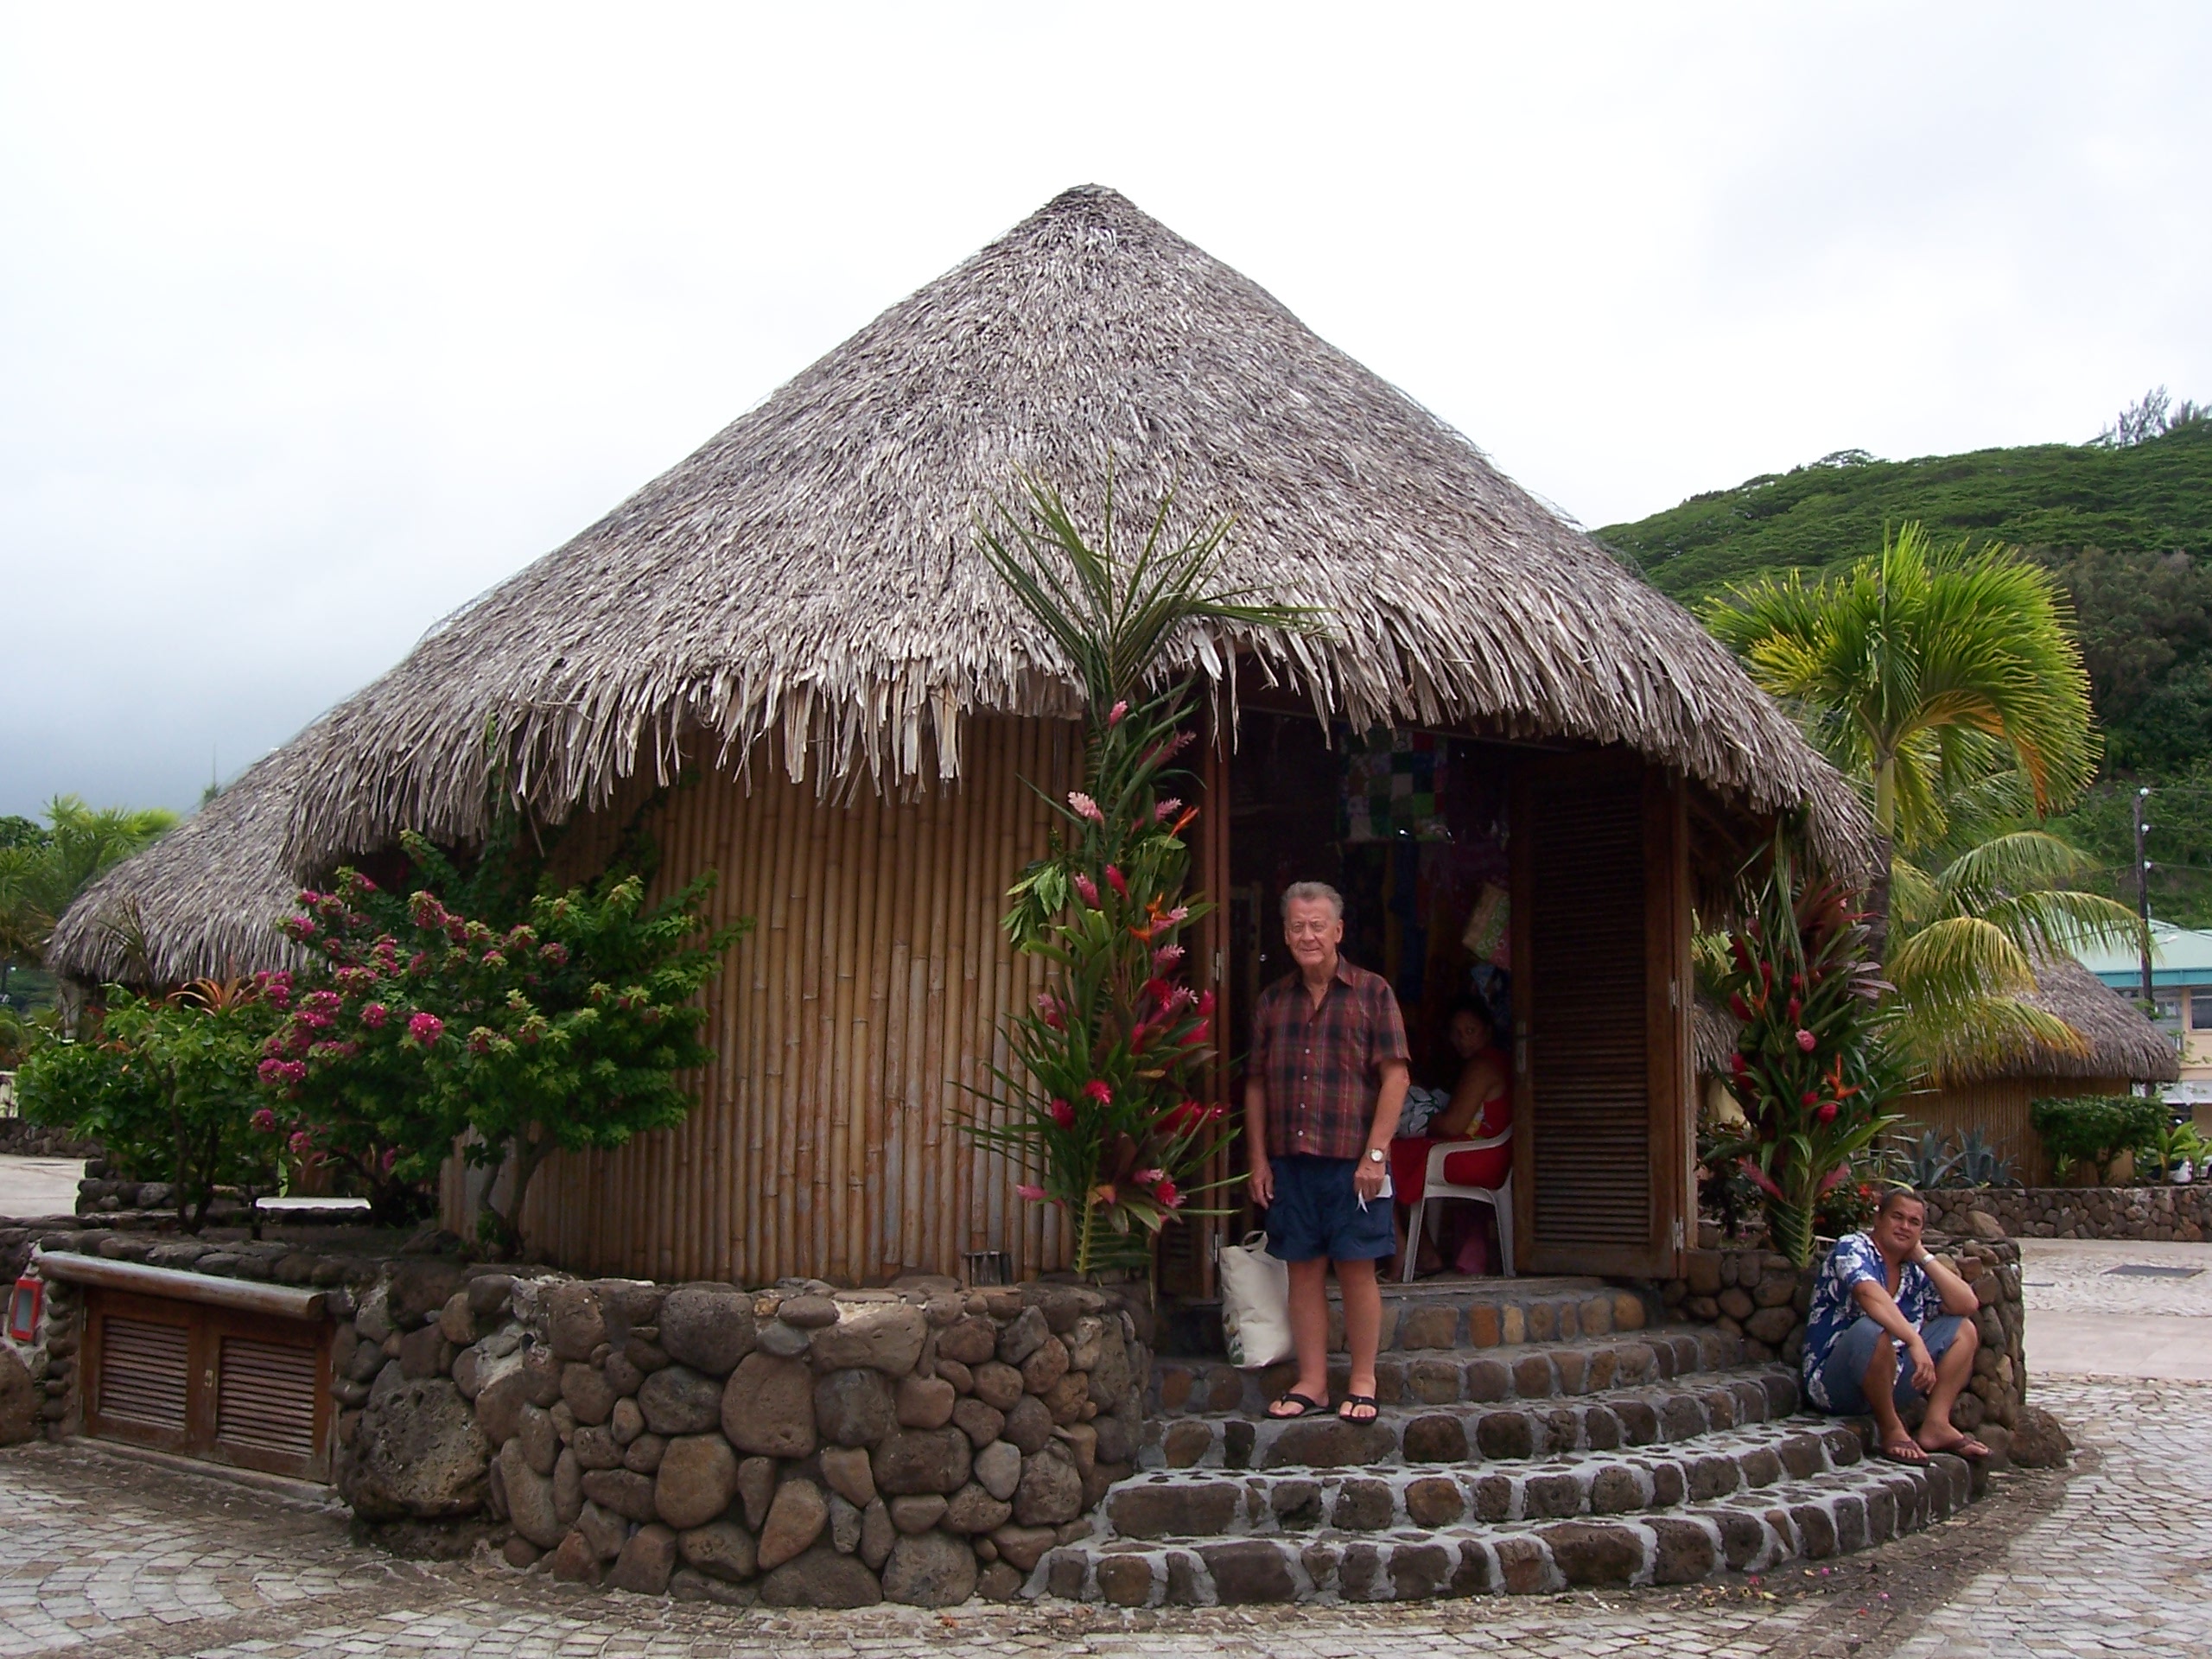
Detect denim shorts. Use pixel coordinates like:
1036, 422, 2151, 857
1265, 1154, 1395, 1263
1819, 1314, 1969, 1414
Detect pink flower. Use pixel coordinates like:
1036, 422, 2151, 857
540, 941, 570, 966
288, 1130, 313, 1155
251, 1107, 278, 1132
303, 989, 341, 1015
1816, 1102, 1840, 1124
1154, 1179, 1182, 1211
1049, 1098, 1075, 1129
1068, 791, 1105, 824
1107, 700, 1128, 727
1795, 1028, 1816, 1052
1015, 1184, 1048, 1202
1154, 798, 1183, 823
1033, 991, 1066, 1030
408, 1012, 445, 1045
1073, 874, 1101, 909
1141, 976, 1173, 1007
359, 1002, 389, 1029
1133, 1167, 1165, 1185
1084, 1079, 1113, 1106
1152, 944, 1185, 973
1105, 865, 1128, 900
1160, 905, 1189, 927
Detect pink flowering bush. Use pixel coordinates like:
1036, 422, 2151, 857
1705, 837, 1902, 1267
970, 473, 1312, 1273
258, 827, 745, 1252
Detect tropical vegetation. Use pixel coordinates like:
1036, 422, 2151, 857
0, 798, 178, 1010
969, 473, 1311, 1274
2027, 1095, 2169, 1185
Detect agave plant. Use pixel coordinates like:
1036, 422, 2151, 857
966, 468, 1318, 1274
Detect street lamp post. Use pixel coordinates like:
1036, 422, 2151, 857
2135, 786, 2155, 1010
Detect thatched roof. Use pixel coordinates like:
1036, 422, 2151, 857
1948, 952, 2179, 1086
278, 184, 1867, 874
1693, 955, 2178, 1087
46, 737, 315, 985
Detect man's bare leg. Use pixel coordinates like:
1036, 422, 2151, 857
1862, 1332, 1925, 1462
1268, 1257, 1333, 1415
1337, 1256, 1381, 1420
1915, 1322, 1982, 1452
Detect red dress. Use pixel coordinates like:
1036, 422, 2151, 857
1390, 1091, 1513, 1205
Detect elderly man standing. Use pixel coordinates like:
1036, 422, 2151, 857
1245, 881, 1411, 1422
1802, 1188, 1990, 1462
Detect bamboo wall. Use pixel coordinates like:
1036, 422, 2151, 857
461, 718, 1079, 1285
1896, 1075, 2136, 1189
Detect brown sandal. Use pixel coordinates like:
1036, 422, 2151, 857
1267, 1391, 1328, 1420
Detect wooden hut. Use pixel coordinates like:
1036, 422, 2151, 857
1894, 953, 2177, 1185
50, 186, 1867, 1291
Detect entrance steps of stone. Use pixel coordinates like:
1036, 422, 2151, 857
1027, 1451, 1976, 1606
1153, 1325, 1742, 1417
1031, 1318, 1990, 1605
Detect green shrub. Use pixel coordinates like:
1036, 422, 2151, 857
2029, 1094, 2167, 1185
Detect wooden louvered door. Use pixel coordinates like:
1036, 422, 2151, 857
84, 1287, 334, 1481
1510, 753, 1693, 1279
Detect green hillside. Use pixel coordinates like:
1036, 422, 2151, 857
1602, 421, 2212, 604
1598, 417, 2212, 925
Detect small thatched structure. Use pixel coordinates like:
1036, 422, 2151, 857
1900, 953, 2177, 1185
53, 186, 1872, 1286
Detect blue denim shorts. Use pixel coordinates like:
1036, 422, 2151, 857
1265, 1154, 1395, 1263
1819, 1314, 1969, 1414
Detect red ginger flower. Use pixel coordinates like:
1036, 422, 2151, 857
1083, 1079, 1113, 1106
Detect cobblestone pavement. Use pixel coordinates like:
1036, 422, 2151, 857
2017, 1236, 2212, 1320
2, 1241, 2205, 1657
1889, 1376, 2212, 1658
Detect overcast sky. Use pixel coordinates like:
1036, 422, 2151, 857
5, 3, 2209, 818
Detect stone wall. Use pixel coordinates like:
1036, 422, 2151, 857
19, 1231, 1148, 1610
0, 1118, 98, 1159
1657, 1238, 2027, 1434
1920, 1185, 2211, 1243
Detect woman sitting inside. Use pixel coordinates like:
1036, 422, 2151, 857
1390, 1000, 1513, 1274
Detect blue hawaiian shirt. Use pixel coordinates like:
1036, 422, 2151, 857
1801, 1231, 1936, 1410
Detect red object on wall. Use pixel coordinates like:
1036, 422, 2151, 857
6, 1274, 39, 1342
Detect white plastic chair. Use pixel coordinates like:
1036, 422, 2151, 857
1402, 1127, 1514, 1281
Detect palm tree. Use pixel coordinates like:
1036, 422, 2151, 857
1704, 523, 2096, 957
0, 797, 178, 988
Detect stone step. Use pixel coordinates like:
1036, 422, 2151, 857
1162, 1277, 1662, 1363
1030, 1452, 1980, 1605
1153, 1326, 1742, 1417
1139, 1365, 1802, 1471
1106, 1417, 1869, 1539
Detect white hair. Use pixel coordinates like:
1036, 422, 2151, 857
1281, 881, 1344, 921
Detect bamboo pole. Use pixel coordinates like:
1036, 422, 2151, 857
863, 783, 903, 1280
762, 765, 800, 1281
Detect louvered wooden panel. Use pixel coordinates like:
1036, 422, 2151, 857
215, 1336, 319, 1459
1527, 781, 1650, 1252
96, 1315, 191, 1433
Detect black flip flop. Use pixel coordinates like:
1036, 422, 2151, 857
1267, 1391, 1329, 1420
1921, 1433, 1993, 1461
1337, 1394, 1379, 1424
1878, 1437, 1929, 1465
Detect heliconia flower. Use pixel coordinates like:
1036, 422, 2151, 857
1049, 1098, 1075, 1129
1154, 1179, 1182, 1210
1015, 1184, 1048, 1202
1154, 798, 1183, 823
251, 1107, 278, 1132
360, 1002, 390, 1029
408, 1012, 446, 1045
1084, 1079, 1113, 1106
1073, 874, 1101, 909
1152, 944, 1185, 973
1132, 1167, 1165, 1185
1816, 1102, 1840, 1124
1795, 1028, 1816, 1052
1107, 700, 1128, 727
1068, 791, 1105, 824
1105, 865, 1128, 900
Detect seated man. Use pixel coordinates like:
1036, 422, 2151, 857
1801, 1188, 1990, 1462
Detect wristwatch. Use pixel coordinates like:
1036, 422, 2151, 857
1366, 1147, 1385, 1163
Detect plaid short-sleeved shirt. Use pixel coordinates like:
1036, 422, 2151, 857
1250, 958, 1411, 1160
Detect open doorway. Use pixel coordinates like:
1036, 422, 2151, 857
1224, 713, 1518, 1278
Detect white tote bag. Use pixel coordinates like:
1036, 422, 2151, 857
1219, 1230, 1294, 1369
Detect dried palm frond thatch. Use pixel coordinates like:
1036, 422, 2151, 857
279, 185, 1869, 874
1941, 953, 2178, 1085
44, 735, 320, 985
